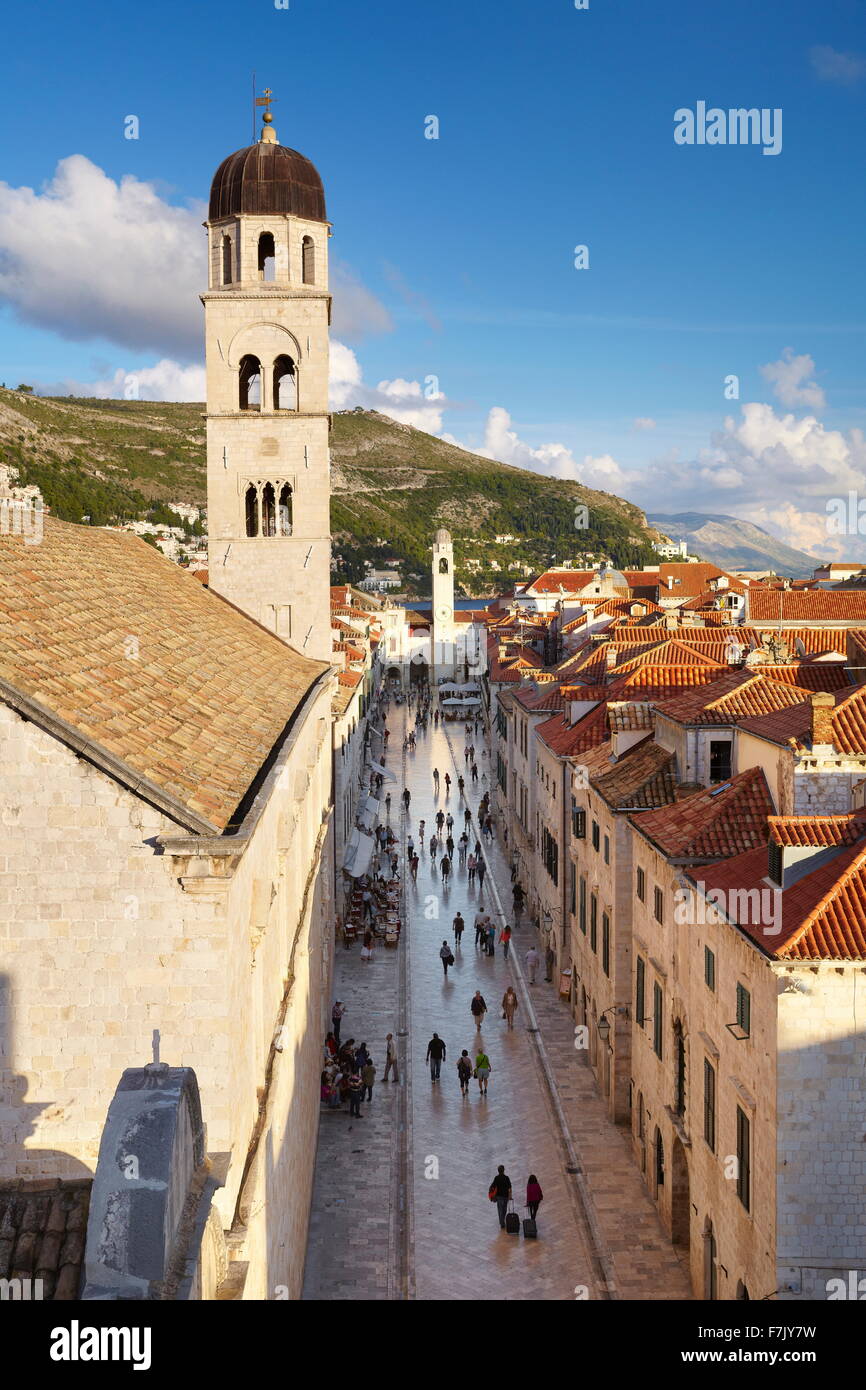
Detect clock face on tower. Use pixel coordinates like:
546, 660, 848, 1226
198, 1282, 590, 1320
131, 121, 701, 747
435, 604, 452, 623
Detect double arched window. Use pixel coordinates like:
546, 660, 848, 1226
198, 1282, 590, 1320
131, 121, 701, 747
244, 481, 293, 537
237, 354, 298, 411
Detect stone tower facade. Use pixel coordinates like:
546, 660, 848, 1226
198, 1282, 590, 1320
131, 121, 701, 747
432, 528, 456, 680
203, 103, 332, 661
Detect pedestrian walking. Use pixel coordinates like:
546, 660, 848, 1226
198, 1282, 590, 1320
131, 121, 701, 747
485, 922, 496, 957
331, 1000, 345, 1045
446, 812, 454, 833
433, 767, 440, 789
439, 939, 454, 975
426, 1032, 446, 1081
436, 810, 445, 832
464, 808, 472, 829
362, 1058, 376, 1102
473, 912, 485, 947
410, 853, 419, 881
403, 787, 411, 810
525, 945, 540, 984
440, 855, 451, 882
383, 1033, 400, 1083
458, 833, 468, 865
444, 772, 451, 792
477, 858, 486, 890
430, 835, 438, 860
502, 986, 518, 1029
446, 833, 454, 855
457, 1050, 473, 1097
464, 744, 470, 762
526, 1175, 543, 1224
500, 923, 512, 959
545, 945, 556, 982
385, 792, 391, 817
453, 911, 465, 945
348, 1071, 364, 1118
458, 775, 465, 796
471, 763, 478, 783
470, 990, 487, 1031
407, 834, 414, 857
475, 1049, 492, 1096
488, 1165, 511, 1228
419, 818, 426, 839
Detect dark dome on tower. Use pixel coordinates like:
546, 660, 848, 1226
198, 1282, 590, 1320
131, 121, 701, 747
209, 140, 327, 222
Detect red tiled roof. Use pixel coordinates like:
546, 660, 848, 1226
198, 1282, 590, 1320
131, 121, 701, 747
653, 564, 747, 600
581, 737, 677, 811
536, 704, 609, 756
652, 670, 814, 726
769, 811, 866, 848
631, 766, 774, 861
524, 569, 597, 595
751, 662, 849, 692
685, 839, 866, 960
337, 670, 363, 689
740, 682, 866, 755
749, 590, 866, 623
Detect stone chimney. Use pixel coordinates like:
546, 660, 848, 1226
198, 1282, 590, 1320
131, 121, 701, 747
810, 692, 835, 753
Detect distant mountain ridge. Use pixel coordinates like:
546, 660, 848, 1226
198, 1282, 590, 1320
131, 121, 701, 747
649, 511, 821, 579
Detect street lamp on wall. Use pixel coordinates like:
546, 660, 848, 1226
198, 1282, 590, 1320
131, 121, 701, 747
597, 1004, 630, 1043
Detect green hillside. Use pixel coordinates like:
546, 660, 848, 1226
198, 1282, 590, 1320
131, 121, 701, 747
0, 389, 660, 592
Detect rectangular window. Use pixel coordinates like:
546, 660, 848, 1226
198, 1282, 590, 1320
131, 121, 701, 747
736, 1107, 751, 1211
652, 982, 663, 1059
604, 834, 610, 865
654, 886, 664, 924
571, 801, 586, 838
579, 878, 586, 935
703, 1059, 716, 1152
592, 821, 600, 852
635, 956, 646, 1027
704, 946, 715, 992
636, 866, 645, 903
590, 894, 597, 952
709, 739, 732, 783
601, 912, 610, 976
736, 983, 751, 1038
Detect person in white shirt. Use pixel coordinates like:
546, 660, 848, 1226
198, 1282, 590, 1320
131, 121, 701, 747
525, 946, 540, 984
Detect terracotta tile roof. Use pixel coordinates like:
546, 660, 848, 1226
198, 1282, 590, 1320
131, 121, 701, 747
654, 563, 747, 599
750, 662, 850, 692
582, 737, 677, 810
621, 665, 726, 693
588, 597, 665, 619
740, 682, 866, 755
0, 1178, 91, 1299
0, 517, 328, 832
749, 590, 866, 623
512, 682, 566, 712
536, 703, 609, 756
608, 701, 655, 731
631, 766, 775, 862
652, 670, 815, 726
685, 839, 866, 960
769, 811, 866, 848
524, 569, 596, 595
191, 568, 209, 585
337, 670, 363, 688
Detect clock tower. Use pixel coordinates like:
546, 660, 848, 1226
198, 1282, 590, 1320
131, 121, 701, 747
432, 528, 455, 682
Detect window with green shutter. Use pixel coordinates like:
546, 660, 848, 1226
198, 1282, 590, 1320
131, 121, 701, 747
736, 983, 751, 1037
704, 946, 715, 992
736, 1106, 751, 1211
653, 982, 663, 1058
635, 956, 646, 1027
602, 912, 610, 976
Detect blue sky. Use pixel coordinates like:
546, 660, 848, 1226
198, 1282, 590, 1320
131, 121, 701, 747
0, 0, 864, 556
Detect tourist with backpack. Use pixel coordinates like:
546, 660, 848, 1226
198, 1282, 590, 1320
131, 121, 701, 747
456, 1050, 473, 1097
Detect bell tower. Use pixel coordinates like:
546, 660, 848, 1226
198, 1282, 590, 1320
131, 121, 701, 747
432, 528, 455, 682
203, 93, 332, 661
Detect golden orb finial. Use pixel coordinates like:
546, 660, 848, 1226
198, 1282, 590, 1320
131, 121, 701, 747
255, 87, 279, 144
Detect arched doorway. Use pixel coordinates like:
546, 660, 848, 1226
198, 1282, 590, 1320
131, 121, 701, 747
670, 1137, 690, 1250
410, 656, 428, 688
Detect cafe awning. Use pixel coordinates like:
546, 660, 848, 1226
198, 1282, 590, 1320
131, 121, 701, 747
370, 760, 397, 783
343, 827, 376, 878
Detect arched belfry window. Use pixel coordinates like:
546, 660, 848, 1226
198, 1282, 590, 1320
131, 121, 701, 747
262, 482, 277, 536
222, 235, 233, 285
245, 484, 259, 537
302, 235, 315, 285
279, 483, 293, 535
258, 232, 276, 283
239, 355, 261, 411
439, 557, 449, 574
273, 355, 297, 411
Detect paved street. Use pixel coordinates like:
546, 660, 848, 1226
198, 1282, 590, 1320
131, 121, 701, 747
303, 691, 690, 1301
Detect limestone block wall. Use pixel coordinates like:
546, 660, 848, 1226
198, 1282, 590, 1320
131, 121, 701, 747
628, 834, 777, 1299
775, 963, 866, 1302
792, 761, 864, 815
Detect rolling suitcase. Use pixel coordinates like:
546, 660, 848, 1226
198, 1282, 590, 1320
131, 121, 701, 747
523, 1207, 538, 1239
505, 1200, 520, 1235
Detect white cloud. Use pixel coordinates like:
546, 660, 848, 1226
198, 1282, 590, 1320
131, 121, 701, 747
760, 348, 825, 410
632, 417, 656, 431
0, 156, 391, 359
327, 342, 446, 429
810, 45, 866, 86
55, 359, 206, 402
